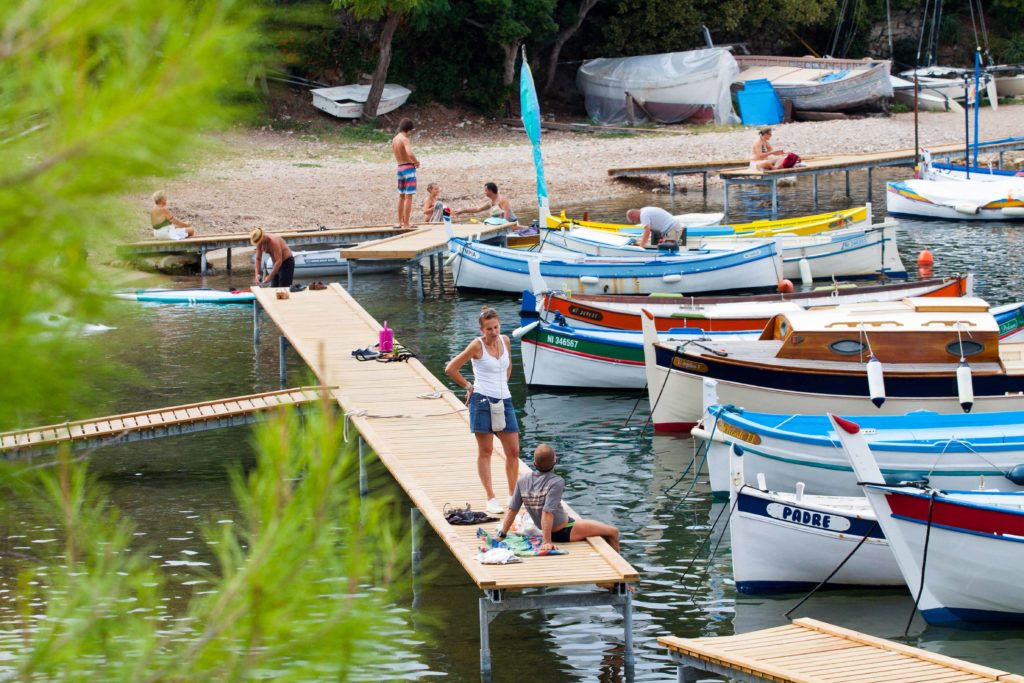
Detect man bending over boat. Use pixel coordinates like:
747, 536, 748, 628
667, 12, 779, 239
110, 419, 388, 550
627, 206, 684, 248
250, 227, 295, 288
496, 443, 620, 554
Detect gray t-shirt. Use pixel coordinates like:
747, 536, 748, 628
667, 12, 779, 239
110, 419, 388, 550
510, 470, 568, 530
639, 206, 677, 236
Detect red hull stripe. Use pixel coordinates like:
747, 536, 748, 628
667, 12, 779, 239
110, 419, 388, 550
884, 491, 1024, 537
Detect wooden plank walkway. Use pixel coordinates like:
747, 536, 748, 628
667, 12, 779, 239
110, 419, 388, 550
118, 225, 411, 273
340, 221, 514, 299
251, 283, 639, 676
0, 387, 325, 457
661, 618, 1024, 683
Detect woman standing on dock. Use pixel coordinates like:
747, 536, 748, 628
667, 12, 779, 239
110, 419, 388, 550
446, 307, 520, 514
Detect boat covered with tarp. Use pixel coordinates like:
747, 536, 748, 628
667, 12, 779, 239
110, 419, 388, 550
577, 48, 740, 125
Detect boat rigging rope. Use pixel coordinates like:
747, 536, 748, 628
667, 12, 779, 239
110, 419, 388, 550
342, 402, 467, 442
904, 489, 938, 637
785, 520, 880, 619
640, 339, 727, 438
684, 494, 740, 602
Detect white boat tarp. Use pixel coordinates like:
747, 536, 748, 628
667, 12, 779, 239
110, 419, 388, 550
577, 48, 740, 126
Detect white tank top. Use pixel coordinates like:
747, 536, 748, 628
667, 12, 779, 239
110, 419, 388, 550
470, 336, 511, 399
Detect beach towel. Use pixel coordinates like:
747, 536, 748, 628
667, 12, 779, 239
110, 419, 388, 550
476, 528, 566, 556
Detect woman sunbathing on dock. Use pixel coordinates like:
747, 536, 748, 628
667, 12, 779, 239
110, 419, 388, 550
750, 128, 789, 171
150, 190, 196, 239
445, 306, 520, 515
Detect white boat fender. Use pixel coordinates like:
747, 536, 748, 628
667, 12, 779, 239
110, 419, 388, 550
957, 359, 974, 412
444, 252, 458, 266
511, 321, 540, 339
867, 354, 886, 408
580, 275, 600, 285
954, 202, 980, 215
794, 481, 805, 502
1001, 206, 1024, 217
798, 257, 812, 286
662, 273, 682, 284
1006, 464, 1024, 486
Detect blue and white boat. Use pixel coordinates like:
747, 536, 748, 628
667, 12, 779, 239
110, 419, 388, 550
447, 237, 783, 295
539, 221, 906, 281
698, 404, 1024, 497
727, 445, 902, 593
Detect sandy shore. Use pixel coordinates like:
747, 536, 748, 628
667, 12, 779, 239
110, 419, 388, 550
147, 106, 1024, 238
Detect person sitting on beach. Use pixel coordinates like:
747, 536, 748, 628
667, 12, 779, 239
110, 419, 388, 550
392, 118, 420, 229
423, 182, 445, 222
496, 443, 620, 553
453, 182, 518, 223
750, 127, 789, 171
150, 190, 195, 240
250, 227, 295, 288
627, 206, 684, 248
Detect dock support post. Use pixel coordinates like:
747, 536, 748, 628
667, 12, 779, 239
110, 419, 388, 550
1000, 151, 1005, 168
278, 336, 288, 388
812, 174, 818, 208
347, 261, 356, 290
867, 167, 874, 202
410, 507, 422, 575
226, 248, 232, 274
668, 173, 676, 196
429, 253, 436, 276
253, 303, 261, 347
771, 178, 778, 217
416, 261, 425, 301
358, 437, 368, 496
621, 588, 635, 675
845, 170, 851, 197
200, 246, 209, 274
722, 180, 730, 217
702, 171, 708, 199
479, 598, 492, 680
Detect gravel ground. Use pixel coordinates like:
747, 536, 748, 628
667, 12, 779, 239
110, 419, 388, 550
143, 105, 1024, 237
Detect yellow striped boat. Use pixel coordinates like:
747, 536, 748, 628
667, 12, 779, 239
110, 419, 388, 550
545, 206, 869, 237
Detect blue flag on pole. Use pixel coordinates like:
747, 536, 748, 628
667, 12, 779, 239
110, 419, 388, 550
519, 47, 549, 223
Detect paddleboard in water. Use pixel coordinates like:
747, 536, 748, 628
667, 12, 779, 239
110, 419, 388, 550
115, 288, 255, 304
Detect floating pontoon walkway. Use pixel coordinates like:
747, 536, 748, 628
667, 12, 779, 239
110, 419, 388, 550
251, 284, 639, 678
341, 221, 514, 298
661, 618, 1024, 683
0, 387, 324, 457
118, 225, 411, 273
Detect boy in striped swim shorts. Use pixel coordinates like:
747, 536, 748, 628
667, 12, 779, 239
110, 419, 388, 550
392, 118, 420, 228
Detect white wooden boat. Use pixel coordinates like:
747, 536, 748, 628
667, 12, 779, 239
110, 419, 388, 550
836, 415, 1024, 624
310, 84, 411, 119
257, 250, 404, 278
447, 237, 783, 295
698, 403, 1024, 497
887, 178, 1024, 220
890, 75, 960, 112
640, 297, 1024, 432
727, 445, 902, 593
735, 55, 892, 112
577, 48, 739, 125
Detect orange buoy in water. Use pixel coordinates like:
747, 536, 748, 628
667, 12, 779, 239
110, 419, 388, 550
917, 249, 934, 266
777, 279, 794, 293
918, 265, 934, 279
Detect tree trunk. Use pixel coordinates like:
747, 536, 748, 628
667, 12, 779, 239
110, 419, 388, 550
544, 0, 598, 93
362, 10, 401, 122
501, 41, 520, 87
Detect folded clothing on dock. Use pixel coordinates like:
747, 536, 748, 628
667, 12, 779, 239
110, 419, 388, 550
477, 528, 566, 556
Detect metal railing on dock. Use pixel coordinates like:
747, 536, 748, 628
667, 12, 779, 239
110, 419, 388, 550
118, 225, 412, 274
661, 617, 1024, 682
340, 221, 514, 299
251, 283, 640, 679
0, 387, 326, 456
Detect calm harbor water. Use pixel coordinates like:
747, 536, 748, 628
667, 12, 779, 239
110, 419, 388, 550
5, 165, 1024, 680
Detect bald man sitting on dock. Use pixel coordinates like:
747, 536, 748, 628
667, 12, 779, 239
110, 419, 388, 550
496, 443, 620, 553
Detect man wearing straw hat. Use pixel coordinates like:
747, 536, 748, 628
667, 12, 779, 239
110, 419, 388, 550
250, 227, 295, 288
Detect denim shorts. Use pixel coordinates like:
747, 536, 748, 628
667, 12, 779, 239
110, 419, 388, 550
468, 394, 519, 434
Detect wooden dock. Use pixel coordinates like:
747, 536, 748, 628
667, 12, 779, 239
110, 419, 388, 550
607, 135, 1024, 215
118, 225, 411, 274
661, 618, 1024, 683
251, 283, 639, 678
340, 221, 514, 298
0, 387, 325, 457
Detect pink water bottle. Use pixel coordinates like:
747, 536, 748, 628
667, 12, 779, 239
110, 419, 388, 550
379, 321, 394, 353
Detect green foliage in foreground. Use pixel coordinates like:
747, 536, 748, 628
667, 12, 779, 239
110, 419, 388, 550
3, 405, 411, 680
0, 0, 261, 428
